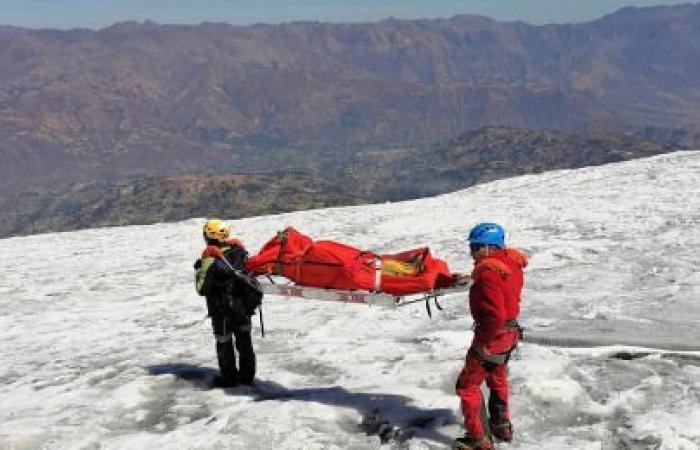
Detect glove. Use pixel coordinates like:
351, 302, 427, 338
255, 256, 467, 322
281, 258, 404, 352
202, 245, 224, 260
475, 346, 489, 359
450, 272, 470, 286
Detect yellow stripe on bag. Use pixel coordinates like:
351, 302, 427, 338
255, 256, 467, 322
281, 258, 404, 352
381, 259, 417, 276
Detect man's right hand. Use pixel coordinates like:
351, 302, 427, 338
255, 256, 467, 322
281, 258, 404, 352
450, 272, 471, 286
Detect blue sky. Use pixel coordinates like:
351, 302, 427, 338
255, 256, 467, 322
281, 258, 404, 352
0, 0, 693, 29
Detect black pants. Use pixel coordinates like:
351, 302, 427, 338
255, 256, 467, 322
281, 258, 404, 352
210, 313, 256, 384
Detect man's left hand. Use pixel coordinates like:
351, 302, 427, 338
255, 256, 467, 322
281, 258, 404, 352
475, 346, 490, 359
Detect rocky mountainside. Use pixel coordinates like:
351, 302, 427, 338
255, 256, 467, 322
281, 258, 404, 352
353, 126, 678, 200
0, 127, 677, 237
0, 171, 363, 237
1, 4, 700, 193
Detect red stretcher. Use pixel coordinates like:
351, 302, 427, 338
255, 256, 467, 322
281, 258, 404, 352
245, 227, 470, 311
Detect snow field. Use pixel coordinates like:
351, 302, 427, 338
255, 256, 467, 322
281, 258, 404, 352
1, 151, 699, 449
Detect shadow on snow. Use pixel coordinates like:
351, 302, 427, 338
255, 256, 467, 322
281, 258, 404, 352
147, 362, 457, 445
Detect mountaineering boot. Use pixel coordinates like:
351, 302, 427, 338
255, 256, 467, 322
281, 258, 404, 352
489, 420, 513, 442
453, 434, 495, 450
487, 392, 511, 441
215, 339, 240, 383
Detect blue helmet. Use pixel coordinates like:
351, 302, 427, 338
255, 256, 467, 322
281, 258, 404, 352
468, 222, 505, 248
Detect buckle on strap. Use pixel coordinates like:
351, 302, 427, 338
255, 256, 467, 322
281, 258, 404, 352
215, 333, 233, 343
481, 352, 509, 365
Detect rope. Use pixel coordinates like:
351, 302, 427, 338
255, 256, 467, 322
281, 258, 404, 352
521, 332, 700, 354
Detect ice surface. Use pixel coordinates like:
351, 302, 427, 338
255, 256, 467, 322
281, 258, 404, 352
1, 151, 699, 449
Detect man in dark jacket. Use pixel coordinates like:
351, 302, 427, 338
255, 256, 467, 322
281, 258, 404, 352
454, 223, 528, 450
194, 219, 261, 388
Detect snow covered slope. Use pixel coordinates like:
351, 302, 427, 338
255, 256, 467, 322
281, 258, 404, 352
1, 151, 699, 449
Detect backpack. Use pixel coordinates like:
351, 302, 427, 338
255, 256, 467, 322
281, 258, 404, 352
229, 270, 263, 316
195, 244, 264, 317
220, 245, 263, 316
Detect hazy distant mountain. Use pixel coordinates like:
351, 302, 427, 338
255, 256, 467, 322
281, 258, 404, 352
1, 3, 699, 193
0, 127, 674, 237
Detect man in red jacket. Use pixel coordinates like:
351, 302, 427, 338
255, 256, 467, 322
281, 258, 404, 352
454, 223, 528, 450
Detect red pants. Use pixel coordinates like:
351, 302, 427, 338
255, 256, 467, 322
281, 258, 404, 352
455, 349, 510, 437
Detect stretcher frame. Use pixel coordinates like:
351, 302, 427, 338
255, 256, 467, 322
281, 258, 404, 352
258, 274, 472, 316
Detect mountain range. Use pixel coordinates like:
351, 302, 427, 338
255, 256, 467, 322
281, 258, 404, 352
1, 3, 699, 236
2, 4, 700, 189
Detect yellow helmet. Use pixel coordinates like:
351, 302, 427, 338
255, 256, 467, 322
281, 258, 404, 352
203, 219, 230, 243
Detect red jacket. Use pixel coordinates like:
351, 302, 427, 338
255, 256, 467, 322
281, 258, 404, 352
469, 248, 528, 353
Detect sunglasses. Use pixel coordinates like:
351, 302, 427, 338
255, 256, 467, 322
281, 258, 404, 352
469, 243, 486, 252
